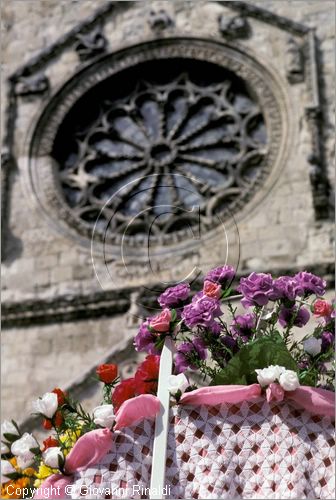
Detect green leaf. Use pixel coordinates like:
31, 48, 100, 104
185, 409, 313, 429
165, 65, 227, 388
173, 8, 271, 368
3, 432, 19, 443
3, 472, 23, 481
29, 446, 41, 455
299, 371, 318, 387
174, 389, 182, 403
58, 452, 65, 471
11, 420, 21, 435
170, 309, 177, 322
154, 335, 166, 352
212, 333, 297, 386
221, 287, 232, 299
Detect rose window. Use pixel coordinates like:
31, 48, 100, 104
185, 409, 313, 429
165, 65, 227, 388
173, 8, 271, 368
52, 58, 268, 244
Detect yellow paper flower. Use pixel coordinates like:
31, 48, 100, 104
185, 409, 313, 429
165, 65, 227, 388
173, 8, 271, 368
33, 463, 57, 489
59, 427, 82, 456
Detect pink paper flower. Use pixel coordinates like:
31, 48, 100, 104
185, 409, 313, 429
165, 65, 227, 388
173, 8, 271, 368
149, 308, 172, 333
203, 280, 222, 299
313, 299, 333, 317
266, 383, 285, 403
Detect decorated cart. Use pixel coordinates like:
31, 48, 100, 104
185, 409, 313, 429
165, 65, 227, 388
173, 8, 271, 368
1, 268, 335, 499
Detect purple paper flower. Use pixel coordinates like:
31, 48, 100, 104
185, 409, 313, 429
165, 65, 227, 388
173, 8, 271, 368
298, 358, 310, 370
182, 295, 222, 330
294, 271, 326, 297
158, 283, 190, 308
321, 331, 335, 352
221, 335, 239, 353
134, 321, 160, 355
278, 306, 310, 328
317, 362, 327, 374
272, 276, 302, 302
205, 265, 235, 288
175, 339, 207, 374
230, 313, 256, 342
237, 272, 275, 308
211, 335, 239, 365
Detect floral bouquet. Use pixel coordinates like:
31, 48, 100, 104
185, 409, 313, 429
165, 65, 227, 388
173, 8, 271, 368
1, 268, 335, 498
134, 267, 335, 393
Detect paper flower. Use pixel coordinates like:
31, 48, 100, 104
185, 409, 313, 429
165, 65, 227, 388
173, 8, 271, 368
167, 374, 189, 395
32, 392, 58, 419
303, 337, 322, 356
93, 405, 115, 429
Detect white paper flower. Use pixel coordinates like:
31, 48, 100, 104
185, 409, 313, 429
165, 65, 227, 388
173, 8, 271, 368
32, 392, 58, 419
17, 455, 35, 469
42, 447, 64, 469
279, 370, 300, 391
93, 405, 115, 429
303, 337, 322, 356
1, 459, 16, 483
11, 432, 38, 467
255, 365, 285, 387
1, 420, 19, 439
1, 441, 10, 454
167, 374, 189, 394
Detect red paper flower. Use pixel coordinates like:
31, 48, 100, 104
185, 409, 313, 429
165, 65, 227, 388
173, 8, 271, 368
42, 418, 53, 430
112, 378, 136, 411
42, 436, 59, 452
52, 388, 67, 406
96, 364, 118, 384
134, 355, 160, 395
54, 411, 64, 429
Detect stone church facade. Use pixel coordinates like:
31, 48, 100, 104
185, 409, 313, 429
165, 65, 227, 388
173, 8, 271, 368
1, 1, 334, 431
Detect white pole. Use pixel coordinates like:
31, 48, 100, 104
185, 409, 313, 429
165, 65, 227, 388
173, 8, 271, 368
148, 294, 243, 498
149, 336, 174, 499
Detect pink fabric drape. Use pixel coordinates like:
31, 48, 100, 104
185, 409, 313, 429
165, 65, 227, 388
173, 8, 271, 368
180, 383, 262, 406
180, 384, 335, 417
114, 394, 160, 430
286, 386, 335, 418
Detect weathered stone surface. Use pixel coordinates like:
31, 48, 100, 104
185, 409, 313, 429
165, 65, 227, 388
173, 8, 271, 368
1, 0, 334, 425
1, 315, 128, 422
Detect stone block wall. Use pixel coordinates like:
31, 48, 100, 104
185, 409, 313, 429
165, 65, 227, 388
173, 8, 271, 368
1, 0, 334, 425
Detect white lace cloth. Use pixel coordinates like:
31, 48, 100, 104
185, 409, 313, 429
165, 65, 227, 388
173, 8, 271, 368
69, 398, 335, 499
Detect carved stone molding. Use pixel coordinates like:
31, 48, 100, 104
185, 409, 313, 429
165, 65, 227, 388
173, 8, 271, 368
304, 31, 331, 219
285, 37, 304, 84
1, 289, 132, 329
74, 24, 107, 62
218, 15, 250, 39
8, 2, 127, 81
228, 1, 309, 36
14, 74, 49, 97
148, 9, 174, 31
